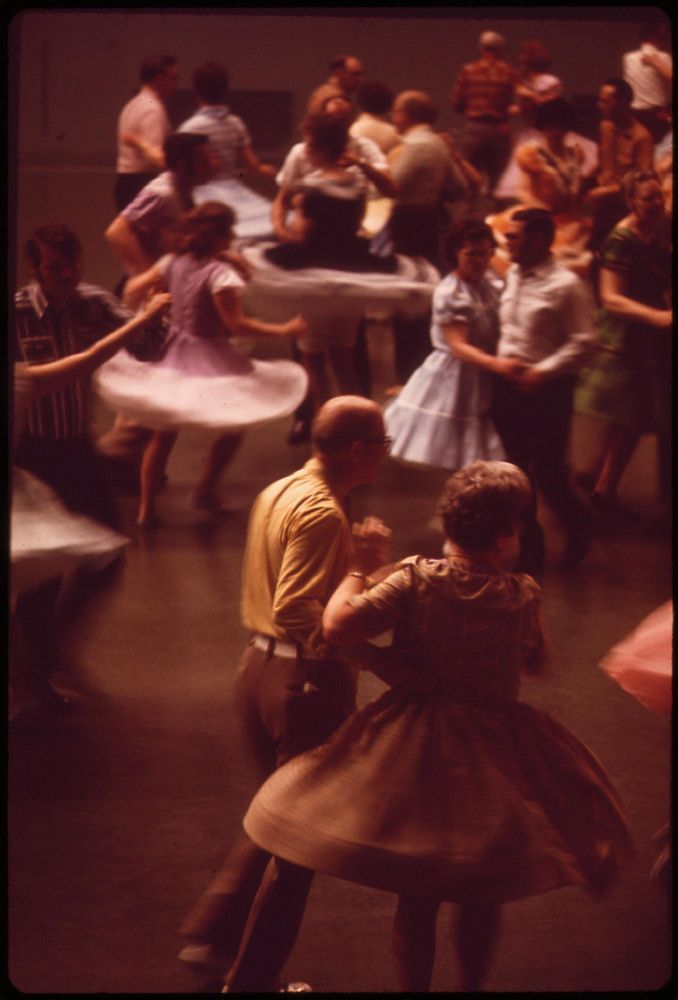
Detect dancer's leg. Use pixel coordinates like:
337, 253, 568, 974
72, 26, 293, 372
137, 430, 177, 524
392, 895, 441, 992
301, 351, 333, 410
327, 343, 361, 396
592, 423, 640, 499
193, 433, 243, 506
454, 901, 501, 992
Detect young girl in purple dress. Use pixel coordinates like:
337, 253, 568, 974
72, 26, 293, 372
95, 202, 308, 526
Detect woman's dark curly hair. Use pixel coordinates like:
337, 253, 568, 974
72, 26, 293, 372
437, 461, 532, 551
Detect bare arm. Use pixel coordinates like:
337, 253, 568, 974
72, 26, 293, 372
212, 286, 308, 339
239, 144, 276, 179
444, 321, 526, 378
122, 264, 166, 310
340, 151, 397, 198
271, 186, 308, 243
600, 267, 672, 328
105, 215, 154, 277
641, 51, 673, 82
19, 293, 172, 396
121, 131, 165, 171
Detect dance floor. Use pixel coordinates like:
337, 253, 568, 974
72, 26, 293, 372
9, 170, 672, 993
8, 329, 672, 993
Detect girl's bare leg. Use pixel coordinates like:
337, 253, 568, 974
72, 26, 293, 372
392, 895, 440, 992
138, 430, 178, 525
454, 901, 501, 992
193, 433, 243, 508
593, 423, 640, 499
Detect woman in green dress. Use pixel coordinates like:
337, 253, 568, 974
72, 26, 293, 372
575, 169, 672, 509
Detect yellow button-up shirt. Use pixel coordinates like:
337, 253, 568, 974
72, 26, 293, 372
241, 458, 352, 658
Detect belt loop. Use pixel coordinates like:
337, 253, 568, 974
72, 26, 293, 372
266, 637, 274, 659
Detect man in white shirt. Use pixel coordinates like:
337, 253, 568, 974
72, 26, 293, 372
114, 54, 178, 211
622, 21, 672, 142
349, 80, 401, 154
491, 208, 595, 574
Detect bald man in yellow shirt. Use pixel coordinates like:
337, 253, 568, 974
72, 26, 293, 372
180, 396, 392, 991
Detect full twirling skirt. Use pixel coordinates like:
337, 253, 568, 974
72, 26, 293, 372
241, 245, 439, 322
244, 689, 632, 902
94, 341, 308, 433
10, 468, 128, 606
599, 602, 673, 716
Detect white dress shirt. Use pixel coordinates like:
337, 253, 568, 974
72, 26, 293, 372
498, 256, 594, 376
623, 44, 672, 110
116, 86, 171, 173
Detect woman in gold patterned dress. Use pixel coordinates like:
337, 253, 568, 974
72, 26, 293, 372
244, 461, 632, 992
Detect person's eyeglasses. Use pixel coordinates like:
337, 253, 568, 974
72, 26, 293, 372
362, 436, 393, 449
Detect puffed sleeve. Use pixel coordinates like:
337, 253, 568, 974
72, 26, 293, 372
207, 261, 246, 295
347, 560, 417, 638
433, 275, 475, 326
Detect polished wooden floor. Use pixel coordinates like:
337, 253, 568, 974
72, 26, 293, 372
8, 314, 672, 992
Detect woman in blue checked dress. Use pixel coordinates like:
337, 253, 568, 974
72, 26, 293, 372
384, 220, 524, 471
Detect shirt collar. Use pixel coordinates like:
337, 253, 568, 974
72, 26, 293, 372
514, 254, 555, 280
27, 280, 83, 317
27, 281, 49, 318
200, 104, 230, 119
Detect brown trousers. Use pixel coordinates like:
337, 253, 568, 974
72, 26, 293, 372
180, 640, 357, 987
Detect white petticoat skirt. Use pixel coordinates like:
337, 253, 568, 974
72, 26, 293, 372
240, 245, 439, 323
93, 351, 308, 433
10, 468, 128, 607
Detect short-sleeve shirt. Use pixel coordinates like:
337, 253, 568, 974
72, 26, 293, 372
121, 172, 185, 261
178, 105, 251, 180
116, 86, 171, 173
241, 458, 352, 658
498, 257, 595, 375
450, 57, 519, 122
13, 282, 132, 439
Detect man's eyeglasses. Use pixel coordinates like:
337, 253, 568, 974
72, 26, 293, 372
362, 436, 393, 449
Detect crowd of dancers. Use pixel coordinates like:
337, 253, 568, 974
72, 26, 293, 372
10, 20, 672, 993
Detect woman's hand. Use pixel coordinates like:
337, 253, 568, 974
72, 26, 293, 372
492, 357, 528, 380
280, 314, 309, 339
350, 516, 392, 575
138, 292, 172, 323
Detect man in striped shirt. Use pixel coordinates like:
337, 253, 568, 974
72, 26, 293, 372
13, 224, 132, 710
14, 224, 133, 523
